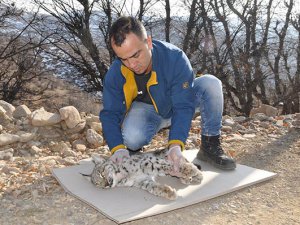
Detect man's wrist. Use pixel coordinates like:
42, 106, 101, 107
168, 140, 185, 150
114, 148, 128, 154
169, 144, 181, 149
111, 144, 127, 154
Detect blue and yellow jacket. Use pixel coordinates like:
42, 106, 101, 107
100, 40, 195, 153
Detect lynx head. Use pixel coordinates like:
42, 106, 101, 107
90, 154, 113, 188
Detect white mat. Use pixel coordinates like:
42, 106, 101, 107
52, 149, 276, 224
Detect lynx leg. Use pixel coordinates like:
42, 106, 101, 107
179, 162, 203, 185
134, 178, 177, 200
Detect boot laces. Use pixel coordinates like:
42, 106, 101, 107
210, 138, 225, 155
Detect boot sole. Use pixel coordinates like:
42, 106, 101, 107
197, 151, 236, 170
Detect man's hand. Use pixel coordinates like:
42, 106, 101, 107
167, 145, 184, 176
110, 149, 130, 164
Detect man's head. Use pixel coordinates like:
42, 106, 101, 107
109, 16, 152, 75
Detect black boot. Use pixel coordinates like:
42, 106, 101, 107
197, 135, 236, 170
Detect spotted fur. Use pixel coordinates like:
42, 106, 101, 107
89, 149, 203, 200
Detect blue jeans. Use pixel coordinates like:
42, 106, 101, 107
122, 74, 224, 150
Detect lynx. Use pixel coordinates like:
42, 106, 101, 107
88, 149, 203, 200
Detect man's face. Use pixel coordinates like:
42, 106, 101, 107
111, 32, 152, 75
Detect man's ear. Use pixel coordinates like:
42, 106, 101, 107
147, 35, 153, 49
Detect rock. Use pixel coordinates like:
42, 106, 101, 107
61, 148, 77, 157
0, 100, 15, 117
233, 123, 248, 132
13, 105, 32, 119
88, 122, 102, 133
59, 106, 82, 129
224, 134, 247, 142
243, 134, 256, 138
38, 156, 60, 165
19, 149, 31, 157
188, 135, 200, 146
50, 142, 71, 154
267, 134, 279, 138
250, 104, 278, 117
232, 116, 247, 123
0, 133, 20, 146
31, 107, 62, 126
252, 113, 272, 121
276, 120, 284, 126
283, 117, 293, 123
222, 126, 233, 133
238, 128, 256, 134
259, 121, 270, 129
191, 120, 200, 127
294, 113, 300, 120
292, 120, 300, 127
85, 115, 99, 123
17, 119, 30, 127
1, 165, 21, 174
17, 131, 37, 143
73, 143, 86, 152
223, 118, 235, 126
0, 106, 13, 124
27, 141, 42, 147
72, 139, 87, 151
58, 157, 77, 165
64, 120, 86, 134
30, 146, 42, 155
0, 148, 14, 161
86, 129, 103, 147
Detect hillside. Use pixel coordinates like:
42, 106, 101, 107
0, 79, 300, 225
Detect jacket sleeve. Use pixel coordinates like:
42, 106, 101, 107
168, 51, 195, 149
99, 63, 126, 152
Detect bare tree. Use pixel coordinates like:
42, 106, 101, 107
136, 0, 161, 21
164, 0, 171, 42
279, 9, 300, 113
32, 0, 164, 92
182, 0, 201, 55
13, 0, 296, 115
267, 0, 294, 111
188, 0, 298, 115
0, 2, 51, 103
270, 0, 293, 94
34, 0, 105, 91
96, 0, 127, 63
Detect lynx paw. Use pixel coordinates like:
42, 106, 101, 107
178, 162, 203, 183
159, 185, 177, 200
180, 172, 203, 185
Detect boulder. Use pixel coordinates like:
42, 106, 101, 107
250, 104, 278, 117
0, 100, 15, 117
59, 106, 82, 129
31, 107, 62, 126
13, 105, 32, 119
86, 129, 103, 147
0, 133, 20, 146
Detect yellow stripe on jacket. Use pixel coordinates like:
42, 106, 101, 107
121, 65, 159, 113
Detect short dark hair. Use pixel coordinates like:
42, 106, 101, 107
109, 16, 147, 47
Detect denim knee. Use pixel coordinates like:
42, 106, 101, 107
193, 74, 223, 136
194, 74, 222, 93
123, 129, 148, 150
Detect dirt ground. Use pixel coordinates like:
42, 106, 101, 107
0, 76, 299, 225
